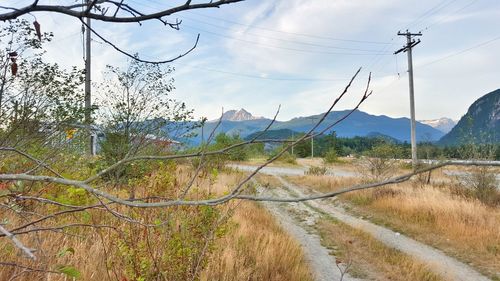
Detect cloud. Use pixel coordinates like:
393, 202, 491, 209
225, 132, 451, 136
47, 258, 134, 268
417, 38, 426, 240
2, 0, 499, 122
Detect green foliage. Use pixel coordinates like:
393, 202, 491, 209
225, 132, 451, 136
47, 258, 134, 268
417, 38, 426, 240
57, 247, 76, 258
366, 143, 404, 159
323, 148, 339, 164
56, 265, 81, 279
268, 146, 297, 164
212, 133, 248, 161
192, 132, 261, 170
115, 205, 220, 281
49, 187, 95, 207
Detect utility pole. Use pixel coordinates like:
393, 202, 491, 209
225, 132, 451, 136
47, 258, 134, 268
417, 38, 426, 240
307, 117, 317, 158
84, 0, 96, 155
395, 30, 421, 170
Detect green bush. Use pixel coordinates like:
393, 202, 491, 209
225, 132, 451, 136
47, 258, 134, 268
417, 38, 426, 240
323, 148, 339, 164
268, 150, 296, 164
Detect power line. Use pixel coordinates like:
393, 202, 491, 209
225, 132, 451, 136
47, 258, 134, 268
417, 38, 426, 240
178, 14, 390, 53
417, 34, 500, 68
141, 0, 392, 45
182, 24, 392, 56
128, 0, 392, 56
169, 61, 351, 82
405, 0, 458, 30
419, 0, 480, 32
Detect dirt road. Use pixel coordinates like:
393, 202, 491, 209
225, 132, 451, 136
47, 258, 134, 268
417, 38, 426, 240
234, 164, 491, 281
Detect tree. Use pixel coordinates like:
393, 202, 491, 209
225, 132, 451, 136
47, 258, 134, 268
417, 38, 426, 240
97, 58, 195, 180
0, 20, 85, 154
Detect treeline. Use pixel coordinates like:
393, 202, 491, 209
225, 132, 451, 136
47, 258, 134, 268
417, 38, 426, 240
292, 133, 500, 160
213, 132, 500, 161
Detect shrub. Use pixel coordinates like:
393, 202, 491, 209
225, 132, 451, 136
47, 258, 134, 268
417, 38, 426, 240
306, 166, 327, 176
323, 148, 339, 164
274, 151, 297, 164
459, 166, 500, 206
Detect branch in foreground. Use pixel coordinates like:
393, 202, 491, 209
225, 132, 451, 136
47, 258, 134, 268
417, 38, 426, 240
0, 224, 36, 260
81, 18, 201, 64
0, 160, 497, 208
0, 1, 244, 22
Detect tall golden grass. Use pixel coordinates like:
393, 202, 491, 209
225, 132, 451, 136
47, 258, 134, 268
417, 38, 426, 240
201, 202, 313, 281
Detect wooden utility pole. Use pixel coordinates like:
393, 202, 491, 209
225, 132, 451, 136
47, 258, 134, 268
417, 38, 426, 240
395, 30, 421, 170
307, 117, 317, 158
84, 0, 96, 155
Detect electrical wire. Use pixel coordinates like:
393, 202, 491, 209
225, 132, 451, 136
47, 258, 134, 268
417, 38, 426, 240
417, 34, 500, 68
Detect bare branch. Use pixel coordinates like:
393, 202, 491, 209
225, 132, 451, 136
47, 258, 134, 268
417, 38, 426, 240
235, 160, 500, 202
0, 224, 36, 260
80, 19, 201, 64
0, 1, 244, 22
0, 147, 62, 177
1, 160, 498, 208
0, 262, 60, 274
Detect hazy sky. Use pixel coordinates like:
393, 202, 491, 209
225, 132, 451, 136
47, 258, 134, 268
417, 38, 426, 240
4, 0, 500, 121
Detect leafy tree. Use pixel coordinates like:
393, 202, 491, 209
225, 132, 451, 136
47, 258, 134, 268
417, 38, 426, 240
97, 58, 196, 178
0, 20, 85, 152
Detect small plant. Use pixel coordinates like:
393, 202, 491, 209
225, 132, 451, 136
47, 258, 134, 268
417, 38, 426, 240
323, 148, 339, 164
306, 166, 327, 176
458, 166, 499, 206
270, 150, 297, 164
356, 144, 402, 182
336, 240, 354, 281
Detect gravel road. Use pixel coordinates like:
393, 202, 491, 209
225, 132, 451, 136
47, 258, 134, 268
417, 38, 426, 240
229, 163, 357, 177
275, 175, 491, 281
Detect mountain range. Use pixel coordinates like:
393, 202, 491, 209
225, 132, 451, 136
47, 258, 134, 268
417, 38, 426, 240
190, 108, 445, 145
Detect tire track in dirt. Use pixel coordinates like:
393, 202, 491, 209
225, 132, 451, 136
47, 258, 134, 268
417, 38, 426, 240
258, 187, 364, 281
271, 175, 491, 281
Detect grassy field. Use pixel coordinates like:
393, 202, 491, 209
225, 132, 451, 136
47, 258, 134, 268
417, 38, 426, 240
0, 166, 312, 281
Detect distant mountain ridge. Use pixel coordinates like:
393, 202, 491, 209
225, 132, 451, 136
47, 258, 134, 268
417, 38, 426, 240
188, 108, 444, 145
419, 118, 457, 134
439, 89, 500, 145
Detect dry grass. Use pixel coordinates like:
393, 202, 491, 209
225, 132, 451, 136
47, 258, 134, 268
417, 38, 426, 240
317, 218, 443, 281
254, 173, 283, 189
1, 164, 235, 280
0, 166, 313, 281
201, 202, 313, 281
286, 173, 500, 278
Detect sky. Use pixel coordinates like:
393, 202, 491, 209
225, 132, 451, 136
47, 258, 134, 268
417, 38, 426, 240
2, 0, 500, 122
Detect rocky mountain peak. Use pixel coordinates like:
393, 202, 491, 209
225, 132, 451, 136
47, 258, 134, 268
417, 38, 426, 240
418, 117, 457, 134
221, 108, 263, 122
